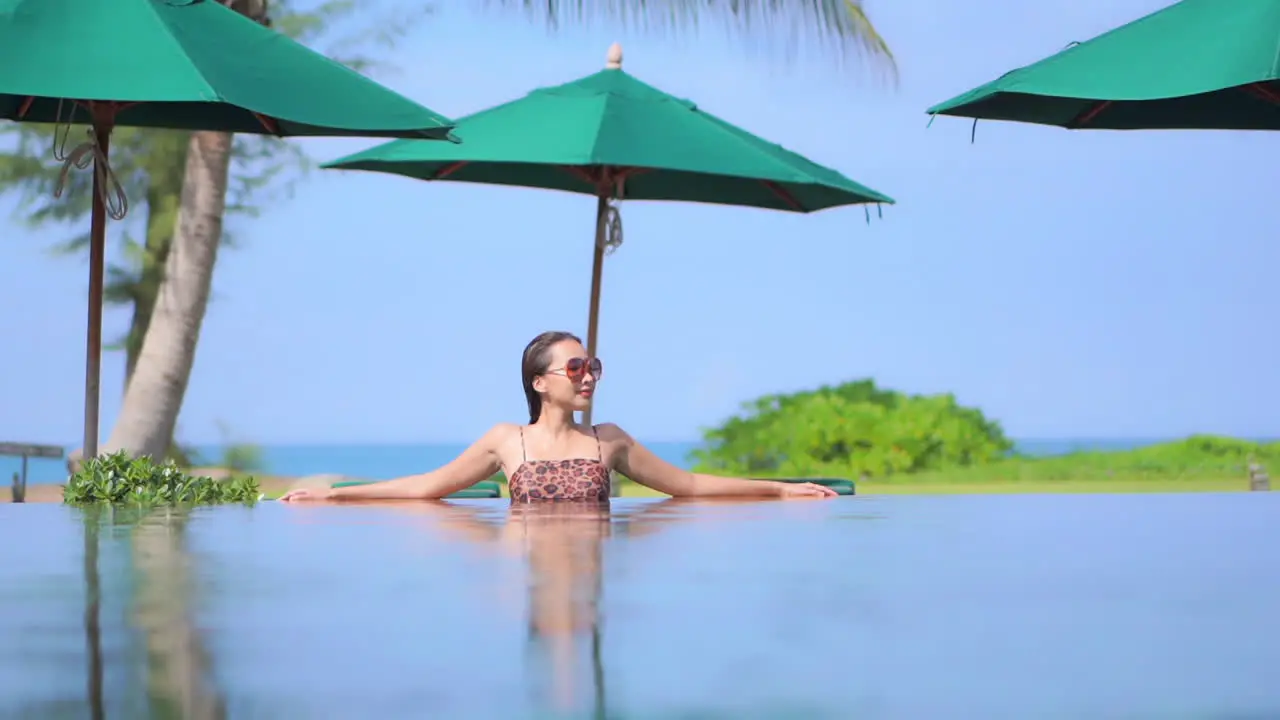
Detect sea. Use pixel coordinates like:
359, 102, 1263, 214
1, 438, 1215, 486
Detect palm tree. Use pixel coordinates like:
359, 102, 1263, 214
130, 508, 226, 719
106, 0, 894, 459
79, 506, 226, 719
104, 0, 268, 460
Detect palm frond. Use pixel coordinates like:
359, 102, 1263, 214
219, 228, 244, 251
46, 230, 92, 257
493, 0, 896, 77
841, 0, 894, 67
104, 264, 145, 305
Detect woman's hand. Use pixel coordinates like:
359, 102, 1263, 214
278, 486, 334, 502
776, 482, 839, 499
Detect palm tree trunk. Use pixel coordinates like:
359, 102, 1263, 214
103, 131, 233, 460
123, 182, 180, 388
103, 0, 265, 461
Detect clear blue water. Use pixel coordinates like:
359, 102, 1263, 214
1, 493, 1277, 718
1, 437, 1238, 486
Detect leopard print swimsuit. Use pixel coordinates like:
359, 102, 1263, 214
508, 426, 611, 503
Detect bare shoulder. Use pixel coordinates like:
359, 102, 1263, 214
593, 422, 635, 447
488, 422, 523, 436
485, 422, 522, 442
592, 423, 630, 471
476, 423, 522, 452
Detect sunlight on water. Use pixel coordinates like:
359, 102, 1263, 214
1, 494, 1278, 718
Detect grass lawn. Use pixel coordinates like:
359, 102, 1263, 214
661, 437, 1274, 497
852, 477, 1254, 495
613, 475, 1258, 497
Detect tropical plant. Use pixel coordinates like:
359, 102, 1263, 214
0, 0, 389, 460
217, 442, 266, 475
0, 125, 299, 379
201, 420, 268, 474
900, 435, 1280, 486
692, 379, 1014, 478
63, 451, 261, 505
105, 0, 895, 462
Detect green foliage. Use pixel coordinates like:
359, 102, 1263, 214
165, 440, 197, 468
63, 451, 261, 506
220, 443, 265, 475
186, 421, 267, 474
692, 380, 1014, 478
496, 0, 894, 75
1173, 434, 1280, 462
908, 435, 1280, 485
0, 120, 301, 389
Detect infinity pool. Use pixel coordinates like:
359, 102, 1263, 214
1, 493, 1277, 719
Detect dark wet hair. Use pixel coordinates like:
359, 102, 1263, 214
521, 331, 583, 424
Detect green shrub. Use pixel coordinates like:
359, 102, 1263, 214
63, 451, 261, 506
693, 379, 1013, 478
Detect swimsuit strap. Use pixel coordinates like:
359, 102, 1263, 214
519, 426, 528, 462
591, 425, 603, 462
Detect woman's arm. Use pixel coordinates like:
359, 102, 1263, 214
605, 424, 835, 499
280, 424, 510, 502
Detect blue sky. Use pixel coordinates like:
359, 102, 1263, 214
1, 0, 1277, 446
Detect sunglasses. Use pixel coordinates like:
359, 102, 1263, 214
546, 356, 603, 382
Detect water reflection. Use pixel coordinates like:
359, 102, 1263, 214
71, 498, 713, 720
130, 508, 225, 719
363, 498, 713, 719
82, 508, 104, 720
5, 494, 1279, 718
514, 504, 610, 716
78, 506, 226, 720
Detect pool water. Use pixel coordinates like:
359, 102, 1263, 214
1, 493, 1278, 719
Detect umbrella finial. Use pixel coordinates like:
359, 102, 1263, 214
606, 43, 623, 69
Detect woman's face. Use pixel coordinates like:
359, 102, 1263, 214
534, 339, 601, 413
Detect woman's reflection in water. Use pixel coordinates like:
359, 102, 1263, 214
372, 498, 698, 719
514, 502, 609, 714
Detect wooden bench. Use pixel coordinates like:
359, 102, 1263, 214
1, 442, 65, 503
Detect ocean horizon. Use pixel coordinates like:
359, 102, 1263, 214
5, 437, 1269, 486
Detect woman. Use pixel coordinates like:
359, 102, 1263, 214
279, 331, 837, 503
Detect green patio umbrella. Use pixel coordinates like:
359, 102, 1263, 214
926, 0, 1280, 131
0, 0, 456, 459
324, 44, 893, 426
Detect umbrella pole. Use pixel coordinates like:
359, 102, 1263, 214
582, 193, 608, 429
82, 120, 113, 461
82, 508, 104, 720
